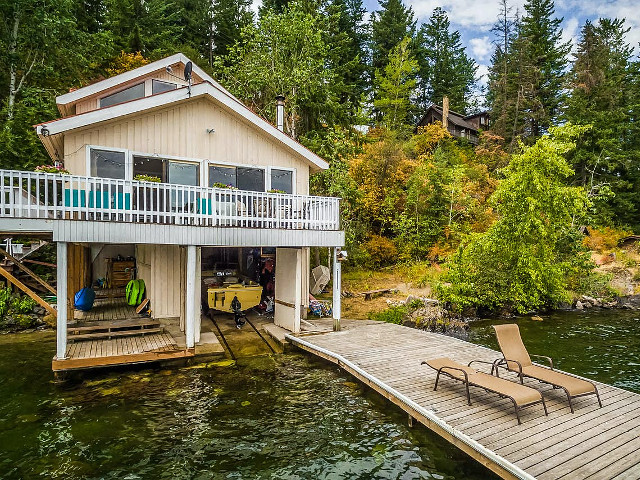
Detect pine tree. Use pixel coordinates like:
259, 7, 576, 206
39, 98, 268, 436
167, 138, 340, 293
210, 0, 254, 63
370, 0, 415, 75
518, 0, 570, 138
325, 0, 368, 119
485, 0, 515, 139
415, 7, 477, 113
373, 37, 418, 132
565, 19, 639, 228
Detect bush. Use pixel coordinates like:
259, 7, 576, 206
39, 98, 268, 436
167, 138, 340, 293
368, 304, 407, 324
362, 235, 398, 267
0, 288, 37, 321
582, 226, 631, 253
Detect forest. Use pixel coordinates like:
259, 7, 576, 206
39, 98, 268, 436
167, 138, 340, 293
1, 0, 640, 314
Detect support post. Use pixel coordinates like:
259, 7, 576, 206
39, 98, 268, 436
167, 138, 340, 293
56, 242, 68, 359
332, 247, 341, 331
185, 245, 196, 349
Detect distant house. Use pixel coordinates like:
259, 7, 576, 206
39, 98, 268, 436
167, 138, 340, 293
0, 53, 344, 372
417, 97, 489, 145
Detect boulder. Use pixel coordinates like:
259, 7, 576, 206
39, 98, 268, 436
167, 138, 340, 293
575, 300, 584, 310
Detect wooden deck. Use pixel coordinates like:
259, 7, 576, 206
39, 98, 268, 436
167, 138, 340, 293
286, 322, 640, 480
73, 295, 137, 322
53, 332, 194, 371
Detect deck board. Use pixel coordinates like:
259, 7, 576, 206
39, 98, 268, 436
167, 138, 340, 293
56, 332, 188, 371
287, 322, 640, 480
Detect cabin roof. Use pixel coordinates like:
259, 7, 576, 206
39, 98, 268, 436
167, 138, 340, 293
418, 105, 483, 132
36, 57, 329, 171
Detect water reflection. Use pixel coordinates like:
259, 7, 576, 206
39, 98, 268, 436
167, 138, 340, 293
0, 333, 493, 479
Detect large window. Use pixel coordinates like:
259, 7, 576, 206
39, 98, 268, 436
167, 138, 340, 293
209, 166, 237, 188
99, 83, 145, 108
270, 168, 293, 194
152, 80, 176, 95
237, 167, 265, 192
90, 149, 126, 179
208, 165, 265, 192
168, 162, 199, 186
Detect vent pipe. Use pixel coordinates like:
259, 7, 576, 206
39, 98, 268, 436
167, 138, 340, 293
275, 95, 285, 132
442, 96, 449, 130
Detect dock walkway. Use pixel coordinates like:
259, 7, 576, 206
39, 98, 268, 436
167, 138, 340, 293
286, 322, 640, 480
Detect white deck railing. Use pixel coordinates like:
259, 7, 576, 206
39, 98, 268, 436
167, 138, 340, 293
0, 169, 340, 230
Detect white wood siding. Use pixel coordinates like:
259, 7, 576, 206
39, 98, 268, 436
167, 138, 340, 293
63, 97, 310, 194
135, 244, 183, 319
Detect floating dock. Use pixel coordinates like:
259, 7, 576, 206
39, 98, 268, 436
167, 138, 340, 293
286, 322, 640, 480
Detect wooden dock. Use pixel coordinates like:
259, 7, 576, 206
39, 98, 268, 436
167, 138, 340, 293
52, 332, 193, 371
286, 322, 640, 480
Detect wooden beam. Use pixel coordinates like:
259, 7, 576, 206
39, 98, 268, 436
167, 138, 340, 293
22, 259, 57, 268
0, 247, 56, 295
0, 265, 57, 316
52, 348, 194, 371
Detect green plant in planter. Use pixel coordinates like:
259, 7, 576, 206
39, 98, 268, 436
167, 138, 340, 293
212, 182, 238, 189
35, 165, 70, 174
268, 189, 286, 194
134, 174, 161, 183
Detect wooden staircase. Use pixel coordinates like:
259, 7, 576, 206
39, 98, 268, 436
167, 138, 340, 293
67, 319, 163, 342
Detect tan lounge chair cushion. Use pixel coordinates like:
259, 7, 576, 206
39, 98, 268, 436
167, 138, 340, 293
426, 358, 542, 406
493, 324, 533, 370
522, 365, 596, 396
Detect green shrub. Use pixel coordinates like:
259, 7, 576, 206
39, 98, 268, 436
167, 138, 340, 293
362, 235, 398, 268
368, 304, 408, 324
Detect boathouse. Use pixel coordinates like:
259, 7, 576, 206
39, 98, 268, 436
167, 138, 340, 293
0, 53, 344, 371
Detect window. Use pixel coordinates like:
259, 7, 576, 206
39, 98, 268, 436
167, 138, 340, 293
209, 165, 237, 188
133, 157, 164, 181
99, 83, 145, 108
152, 80, 176, 95
209, 165, 266, 192
270, 169, 293, 194
168, 161, 199, 186
90, 149, 126, 179
237, 167, 265, 192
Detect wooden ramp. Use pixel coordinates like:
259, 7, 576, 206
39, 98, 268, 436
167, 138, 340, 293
286, 322, 640, 480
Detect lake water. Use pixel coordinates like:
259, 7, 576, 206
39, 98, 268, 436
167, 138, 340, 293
1, 310, 637, 479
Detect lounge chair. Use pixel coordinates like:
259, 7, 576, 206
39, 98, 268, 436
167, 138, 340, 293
422, 357, 548, 424
492, 324, 602, 412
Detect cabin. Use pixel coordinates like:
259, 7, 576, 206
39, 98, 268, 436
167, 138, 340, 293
417, 97, 489, 145
0, 53, 344, 372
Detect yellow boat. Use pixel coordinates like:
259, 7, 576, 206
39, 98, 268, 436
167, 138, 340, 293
207, 284, 262, 313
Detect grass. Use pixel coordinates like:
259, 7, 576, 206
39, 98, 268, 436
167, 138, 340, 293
339, 262, 444, 320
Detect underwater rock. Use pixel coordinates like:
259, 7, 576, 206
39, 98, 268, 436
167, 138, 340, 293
531, 316, 543, 321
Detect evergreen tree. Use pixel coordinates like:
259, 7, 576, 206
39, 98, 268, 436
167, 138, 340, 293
565, 19, 639, 229
373, 37, 418, 132
485, 0, 516, 139
210, 0, 254, 64
175, 0, 214, 64
415, 7, 477, 113
370, 0, 415, 75
325, 0, 368, 119
487, 0, 570, 146
517, 0, 570, 138
105, 0, 181, 55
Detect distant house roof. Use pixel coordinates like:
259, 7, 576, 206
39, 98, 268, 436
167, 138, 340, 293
36, 55, 329, 171
417, 105, 487, 133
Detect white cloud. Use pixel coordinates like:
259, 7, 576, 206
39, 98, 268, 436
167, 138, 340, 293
405, 0, 527, 29
470, 36, 492, 61
562, 17, 580, 52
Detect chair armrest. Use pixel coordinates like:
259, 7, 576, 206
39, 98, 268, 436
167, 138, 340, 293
501, 358, 524, 376
531, 354, 554, 369
467, 360, 495, 372
438, 366, 470, 383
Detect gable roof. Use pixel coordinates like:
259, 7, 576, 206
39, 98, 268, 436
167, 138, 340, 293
418, 105, 480, 132
36, 80, 329, 171
56, 53, 239, 110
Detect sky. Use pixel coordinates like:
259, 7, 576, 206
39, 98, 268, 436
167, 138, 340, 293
361, 0, 640, 89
